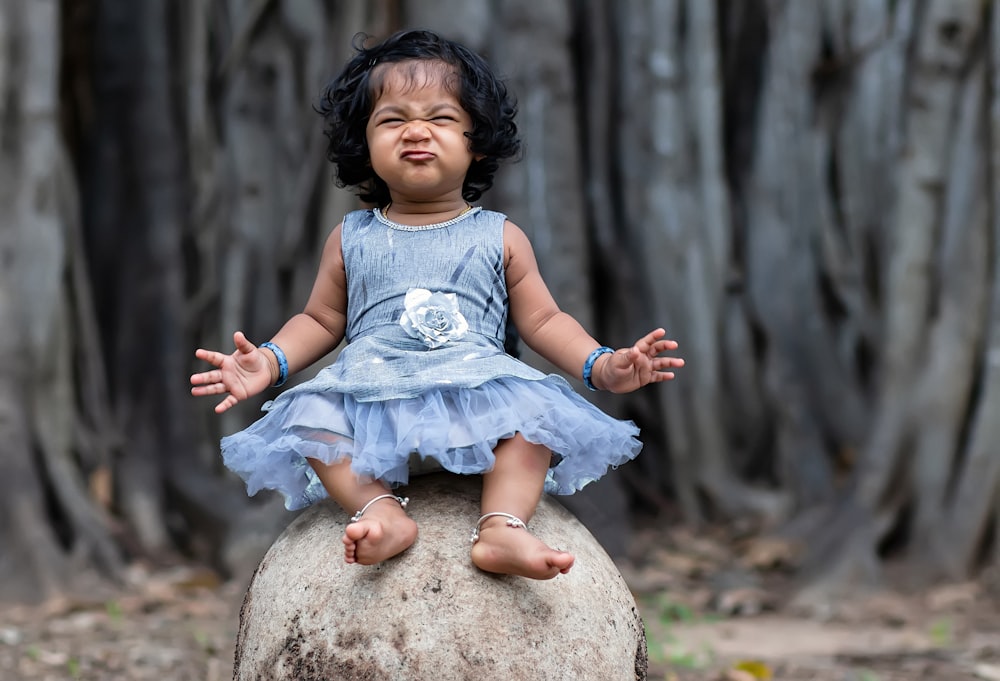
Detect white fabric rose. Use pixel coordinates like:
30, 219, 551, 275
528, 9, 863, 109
399, 288, 469, 349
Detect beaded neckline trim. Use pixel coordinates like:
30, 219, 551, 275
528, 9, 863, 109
373, 206, 481, 231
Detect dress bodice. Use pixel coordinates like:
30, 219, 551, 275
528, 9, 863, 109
281, 207, 542, 402
342, 207, 509, 350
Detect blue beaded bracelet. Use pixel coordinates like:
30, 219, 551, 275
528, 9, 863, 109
260, 341, 289, 387
583, 346, 614, 391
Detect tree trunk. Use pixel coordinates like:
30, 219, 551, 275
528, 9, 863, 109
0, 0, 123, 602
797, 0, 994, 598
935, 0, 1000, 579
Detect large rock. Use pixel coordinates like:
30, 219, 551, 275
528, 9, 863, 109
234, 473, 648, 680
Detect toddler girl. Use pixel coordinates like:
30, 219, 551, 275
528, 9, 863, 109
191, 29, 683, 580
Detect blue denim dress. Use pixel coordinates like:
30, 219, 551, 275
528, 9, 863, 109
220, 208, 641, 510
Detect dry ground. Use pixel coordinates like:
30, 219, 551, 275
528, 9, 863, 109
2, 526, 998, 681
629, 525, 1000, 681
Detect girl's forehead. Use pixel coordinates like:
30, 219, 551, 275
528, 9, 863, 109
370, 60, 461, 99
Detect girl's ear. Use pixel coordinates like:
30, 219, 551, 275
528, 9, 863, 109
474, 153, 486, 161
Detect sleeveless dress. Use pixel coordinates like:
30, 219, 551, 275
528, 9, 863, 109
220, 207, 642, 510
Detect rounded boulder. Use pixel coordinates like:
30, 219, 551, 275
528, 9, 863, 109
234, 472, 648, 680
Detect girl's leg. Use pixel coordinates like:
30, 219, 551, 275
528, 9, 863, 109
308, 458, 417, 565
470, 434, 575, 579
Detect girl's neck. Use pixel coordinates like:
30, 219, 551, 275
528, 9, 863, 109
382, 200, 473, 226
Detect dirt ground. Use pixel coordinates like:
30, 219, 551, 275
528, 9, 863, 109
629, 525, 1000, 681
1, 526, 998, 681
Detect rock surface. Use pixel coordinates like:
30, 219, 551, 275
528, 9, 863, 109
234, 473, 647, 680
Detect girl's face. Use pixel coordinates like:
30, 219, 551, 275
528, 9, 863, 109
366, 61, 480, 204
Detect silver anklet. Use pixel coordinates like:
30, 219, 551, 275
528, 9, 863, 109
350, 494, 409, 523
470, 512, 526, 543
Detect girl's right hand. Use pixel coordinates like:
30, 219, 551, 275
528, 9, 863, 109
191, 331, 276, 413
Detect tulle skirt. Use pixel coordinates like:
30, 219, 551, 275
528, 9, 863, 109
221, 375, 642, 511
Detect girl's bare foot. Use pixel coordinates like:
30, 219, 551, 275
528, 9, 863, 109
470, 520, 575, 579
342, 498, 418, 565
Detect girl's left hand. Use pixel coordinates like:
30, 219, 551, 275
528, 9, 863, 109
597, 328, 684, 393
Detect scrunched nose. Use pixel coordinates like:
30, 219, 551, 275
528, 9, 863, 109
402, 120, 431, 141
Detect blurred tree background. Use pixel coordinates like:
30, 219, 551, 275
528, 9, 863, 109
2, 0, 998, 607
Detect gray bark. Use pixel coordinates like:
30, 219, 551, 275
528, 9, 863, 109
0, 0, 121, 602
937, 2, 1000, 578
614, 0, 786, 525
811, 0, 992, 592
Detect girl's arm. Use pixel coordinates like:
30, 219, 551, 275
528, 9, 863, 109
192, 224, 349, 413
504, 221, 683, 393
269, 223, 350, 372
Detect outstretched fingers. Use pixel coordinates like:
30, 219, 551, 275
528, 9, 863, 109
628, 328, 683, 383
190, 368, 221, 391
650, 356, 684, 382
190, 331, 260, 413
190, 357, 224, 396
633, 327, 666, 351
189, 366, 240, 412
650, 338, 679, 355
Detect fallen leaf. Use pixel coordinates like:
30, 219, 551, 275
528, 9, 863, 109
733, 659, 774, 679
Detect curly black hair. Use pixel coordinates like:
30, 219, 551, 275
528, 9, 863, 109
316, 30, 521, 206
